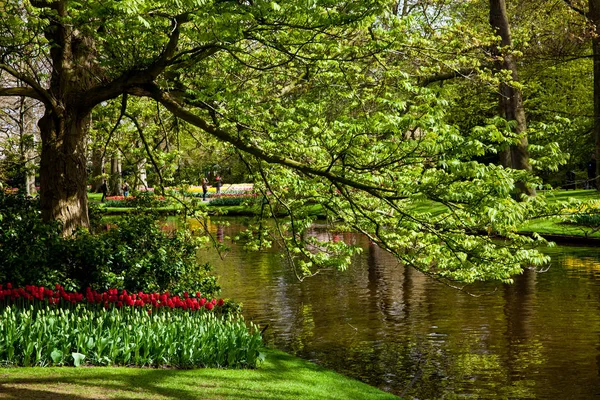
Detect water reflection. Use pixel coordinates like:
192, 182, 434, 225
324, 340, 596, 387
204, 220, 600, 399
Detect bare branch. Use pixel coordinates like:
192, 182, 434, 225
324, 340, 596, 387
0, 64, 54, 108
0, 87, 44, 101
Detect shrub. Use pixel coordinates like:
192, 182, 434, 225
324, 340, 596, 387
0, 192, 219, 296
570, 213, 600, 227
0, 192, 68, 287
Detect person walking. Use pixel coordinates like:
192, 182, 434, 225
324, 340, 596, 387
100, 180, 108, 203
215, 175, 222, 196
122, 181, 130, 197
587, 155, 597, 189
202, 177, 209, 201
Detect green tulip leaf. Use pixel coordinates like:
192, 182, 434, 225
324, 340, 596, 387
50, 349, 63, 364
72, 352, 86, 367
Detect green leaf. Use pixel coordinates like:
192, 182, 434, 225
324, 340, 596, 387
50, 349, 63, 364
72, 352, 86, 367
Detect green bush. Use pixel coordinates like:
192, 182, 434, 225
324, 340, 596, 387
570, 213, 600, 227
0, 192, 68, 287
0, 192, 219, 296
0, 304, 262, 368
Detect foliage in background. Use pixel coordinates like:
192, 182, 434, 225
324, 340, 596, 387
566, 199, 600, 228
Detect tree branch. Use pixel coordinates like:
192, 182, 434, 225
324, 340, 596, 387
130, 84, 399, 196
100, 94, 128, 162
0, 64, 55, 108
82, 13, 191, 109
420, 68, 479, 86
0, 87, 44, 101
124, 112, 166, 193
146, 13, 190, 78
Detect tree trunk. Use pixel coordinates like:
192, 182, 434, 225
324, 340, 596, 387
489, 0, 535, 197
91, 148, 104, 193
18, 96, 37, 196
38, 109, 90, 235
35, 0, 99, 235
109, 154, 122, 195
590, 0, 600, 189
136, 157, 148, 189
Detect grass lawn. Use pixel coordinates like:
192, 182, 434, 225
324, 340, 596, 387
519, 189, 600, 239
0, 349, 399, 400
412, 189, 600, 239
89, 189, 600, 239
89, 192, 324, 218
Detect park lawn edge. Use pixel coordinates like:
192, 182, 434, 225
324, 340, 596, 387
0, 348, 400, 400
90, 190, 600, 240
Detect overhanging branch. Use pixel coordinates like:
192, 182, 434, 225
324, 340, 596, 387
0, 64, 55, 108
131, 84, 399, 196
420, 68, 478, 86
0, 87, 44, 101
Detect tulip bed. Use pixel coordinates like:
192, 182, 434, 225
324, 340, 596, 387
208, 194, 262, 206
104, 195, 168, 208
0, 284, 262, 369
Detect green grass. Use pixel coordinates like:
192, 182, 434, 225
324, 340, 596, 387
411, 190, 600, 239
518, 189, 600, 238
89, 192, 325, 218
540, 188, 600, 202
0, 349, 399, 399
88, 192, 103, 203
519, 217, 600, 238
89, 190, 600, 239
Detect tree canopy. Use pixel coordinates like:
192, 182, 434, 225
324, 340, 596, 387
0, 0, 574, 284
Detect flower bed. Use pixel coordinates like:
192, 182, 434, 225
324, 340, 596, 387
208, 194, 262, 206
0, 284, 224, 311
0, 284, 262, 368
565, 199, 600, 227
183, 184, 255, 198
104, 194, 167, 208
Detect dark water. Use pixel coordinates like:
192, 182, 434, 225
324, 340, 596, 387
203, 220, 600, 399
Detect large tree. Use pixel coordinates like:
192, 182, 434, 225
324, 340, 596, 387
0, 0, 550, 283
489, 0, 535, 196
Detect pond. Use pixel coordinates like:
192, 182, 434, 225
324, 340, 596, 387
203, 219, 600, 399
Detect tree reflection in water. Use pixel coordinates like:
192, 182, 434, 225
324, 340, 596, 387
204, 219, 600, 399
